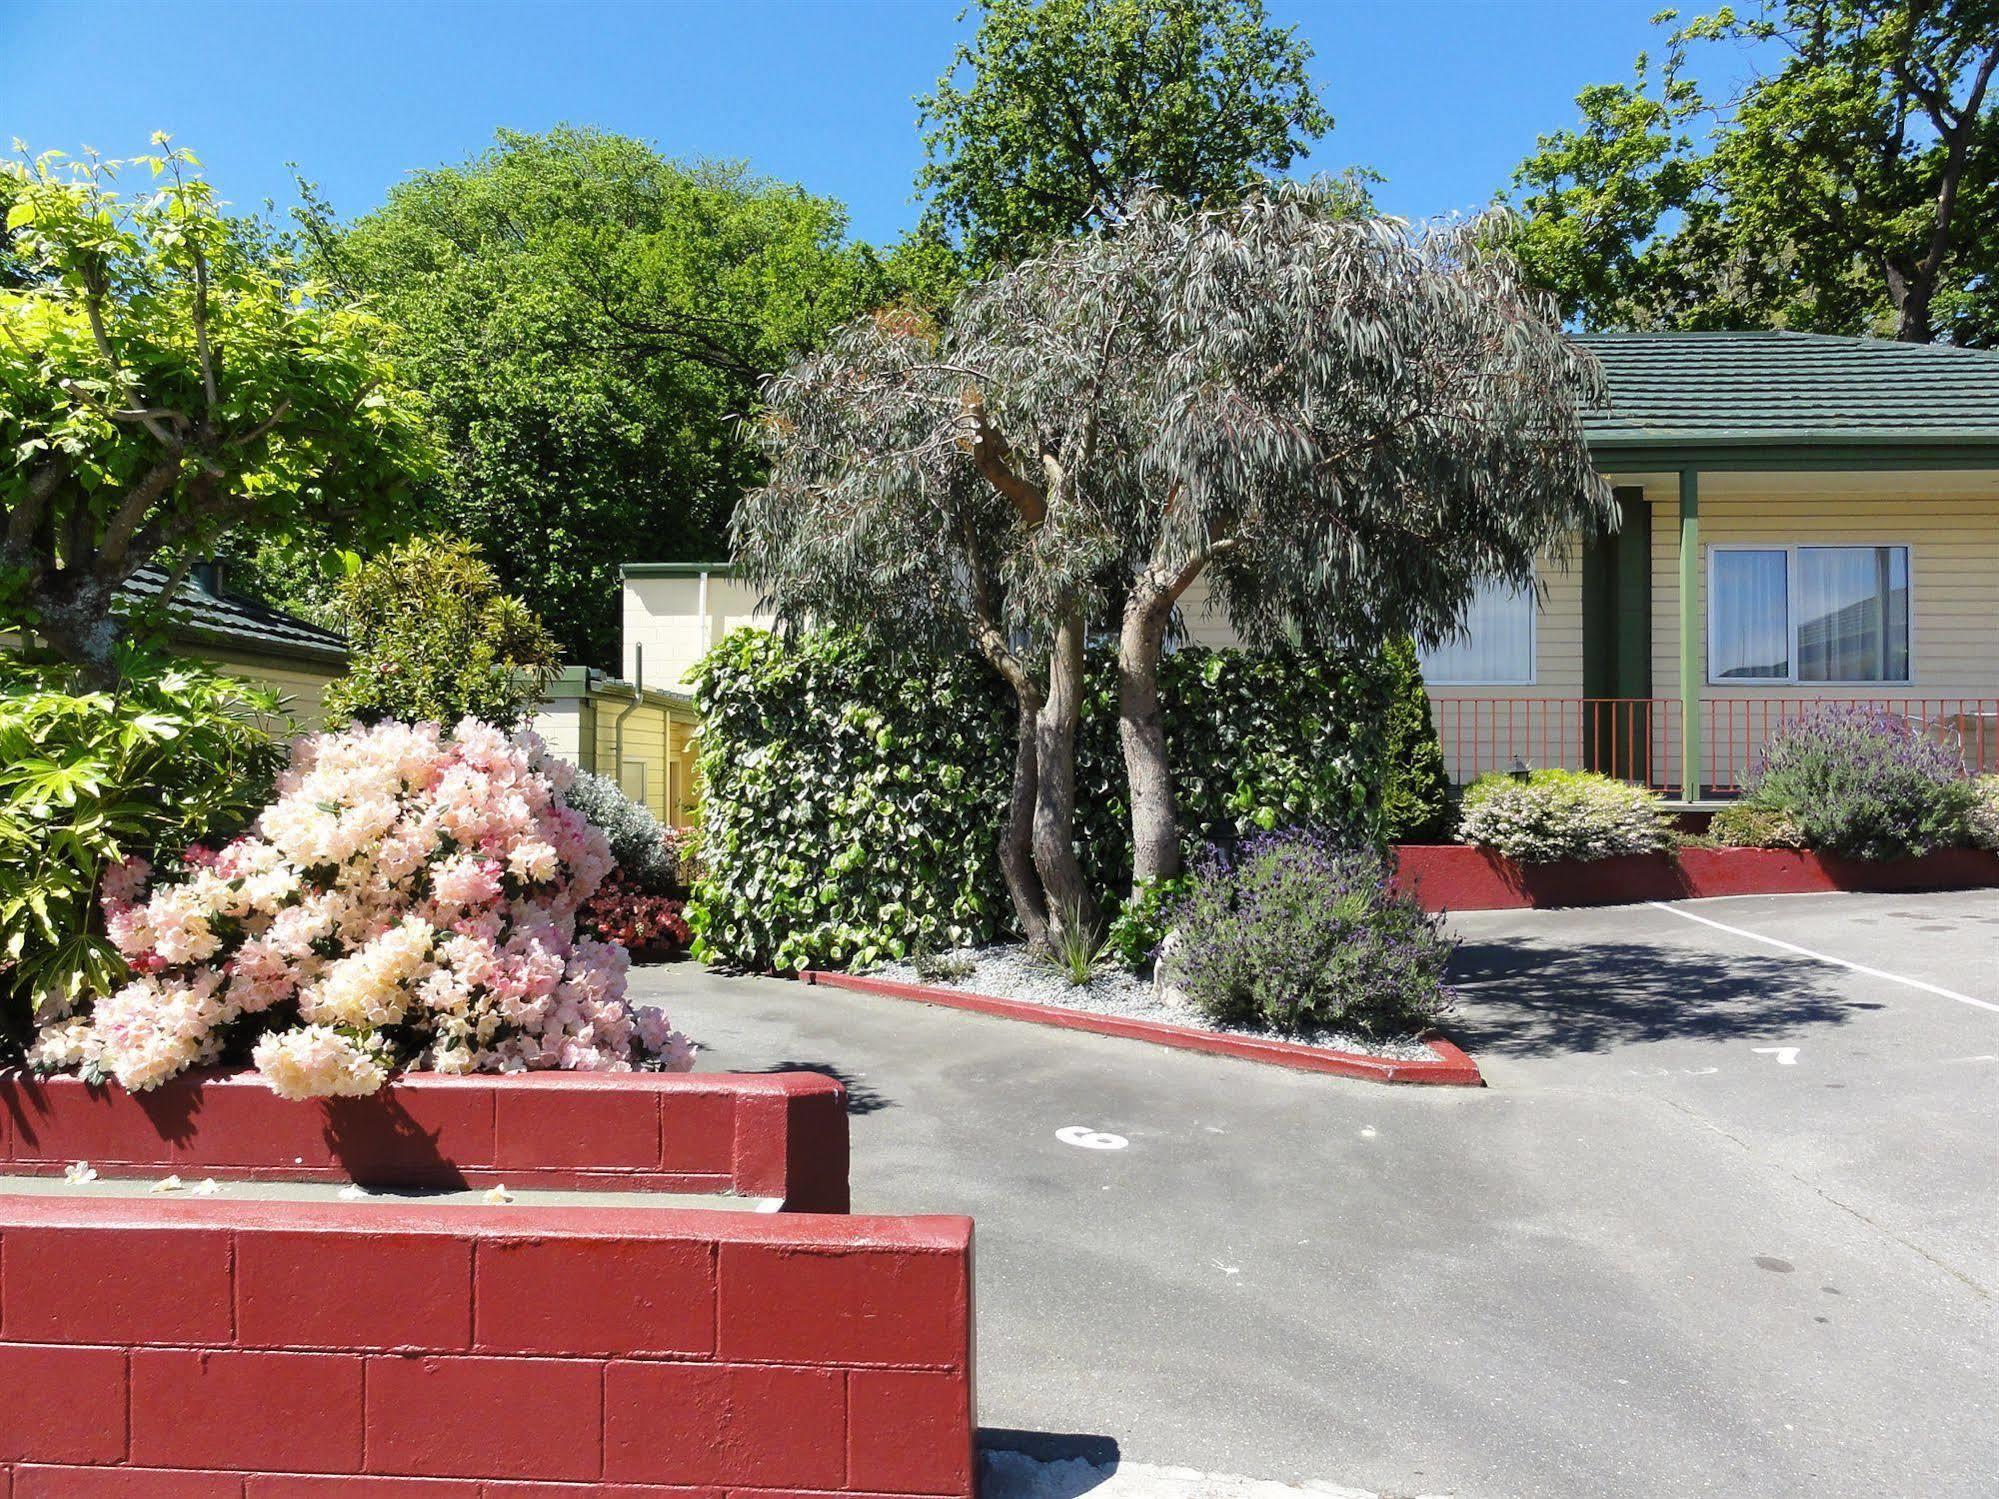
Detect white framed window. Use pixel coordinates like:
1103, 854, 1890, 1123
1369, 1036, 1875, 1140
1419, 577, 1536, 685
1708, 544, 1911, 685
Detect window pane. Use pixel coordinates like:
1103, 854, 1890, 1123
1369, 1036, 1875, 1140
1798, 546, 1909, 682
1420, 579, 1534, 684
1711, 550, 1789, 680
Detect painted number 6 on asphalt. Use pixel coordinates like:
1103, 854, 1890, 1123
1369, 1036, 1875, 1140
1056, 1125, 1129, 1150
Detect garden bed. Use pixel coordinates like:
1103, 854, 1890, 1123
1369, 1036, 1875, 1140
802, 964, 1481, 1086
0, 1066, 851, 1210
1393, 843, 1999, 912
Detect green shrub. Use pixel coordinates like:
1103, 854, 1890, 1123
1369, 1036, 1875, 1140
0, 655, 287, 1049
1458, 768, 1672, 863
1377, 638, 1452, 842
1969, 775, 1999, 852
689, 630, 1401, 971
324, 538, 561, 730
1743, 706, 1975, 860
1104, 874, 1194, 967
1072, 642, 1397, 885
1703, 801, 1806, 849
688, 631, 1015, 972
1167, 831, 1453, 1037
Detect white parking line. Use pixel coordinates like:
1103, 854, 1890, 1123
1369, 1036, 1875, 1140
1643, 901, 1999, 1014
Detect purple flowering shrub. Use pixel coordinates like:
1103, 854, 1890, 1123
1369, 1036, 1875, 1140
1746, 707, 1977, 861
1167, 831, 1452, 1037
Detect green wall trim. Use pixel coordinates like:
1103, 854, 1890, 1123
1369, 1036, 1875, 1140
619, 561, 737, 578
1589, 439, 1999, 471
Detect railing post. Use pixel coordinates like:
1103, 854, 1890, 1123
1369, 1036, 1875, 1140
1679, 469, 1702, 803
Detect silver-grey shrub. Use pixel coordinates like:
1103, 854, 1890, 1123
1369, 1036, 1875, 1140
1458, 769, 1672, 863
562, 770, 683, 894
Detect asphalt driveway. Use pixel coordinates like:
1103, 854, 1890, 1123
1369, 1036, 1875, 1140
630, 888, 1998, 1499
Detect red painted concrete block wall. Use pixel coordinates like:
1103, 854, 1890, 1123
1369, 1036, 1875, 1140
0, 1069, 849, 1211
1393, 842, 1999, 911
0, 1196, 974, 1497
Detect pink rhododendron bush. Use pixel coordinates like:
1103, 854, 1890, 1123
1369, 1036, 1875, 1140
28, 719, 695, 1099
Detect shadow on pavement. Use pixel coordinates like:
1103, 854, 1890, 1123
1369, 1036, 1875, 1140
748, 1060, 893, 1115
1446, 935, 1882, 1058
980, 1430, 1123, 1496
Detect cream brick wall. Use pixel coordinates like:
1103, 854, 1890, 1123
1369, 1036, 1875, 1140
622, 573, 771, 690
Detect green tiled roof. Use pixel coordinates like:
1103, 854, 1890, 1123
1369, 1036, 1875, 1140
119, 565, 348, 663
1577, 331, 1999, 454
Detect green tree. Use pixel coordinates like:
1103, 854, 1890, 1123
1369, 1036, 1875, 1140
735, 187, 1610, 946
1378, 639, 1452, 844
323, 537, 560, 730
916, 0, 1334, 265
1511, 0, 1999, 344
0, 142, 429, 681
320, 127, 889, 669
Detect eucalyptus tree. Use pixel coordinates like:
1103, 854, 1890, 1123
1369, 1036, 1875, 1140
737, 183, 1612, 943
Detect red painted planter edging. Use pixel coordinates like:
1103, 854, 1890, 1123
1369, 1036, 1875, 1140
1393, 843, 1999, 912
0, 1067, 851, 1212
0, 1192, 975, 1496
801, 970, 1482, 1086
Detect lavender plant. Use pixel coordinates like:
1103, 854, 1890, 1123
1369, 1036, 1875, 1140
1745, 707, 1977, 861
1167, 831, 1452, 1037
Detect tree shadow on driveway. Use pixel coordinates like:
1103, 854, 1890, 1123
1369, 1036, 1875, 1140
747, 1060, 894, 1115
1445, 935, 1883, 1058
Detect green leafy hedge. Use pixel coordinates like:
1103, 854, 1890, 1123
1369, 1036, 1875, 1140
689, 629, 1411, 972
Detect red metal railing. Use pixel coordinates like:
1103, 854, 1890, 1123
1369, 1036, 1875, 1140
1430, 697, 1685, 795
1430, 695, 1999, 798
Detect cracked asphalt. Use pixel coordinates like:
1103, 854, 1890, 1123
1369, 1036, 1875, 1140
632, 888, 1999, 1499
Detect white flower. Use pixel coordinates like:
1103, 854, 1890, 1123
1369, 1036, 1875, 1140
191, 1179, 221, 1196
64, 1161, 98, 1184
149, 1175, 184, 1194
337, 1183, 370, 1201
482, 1184, 514, 1205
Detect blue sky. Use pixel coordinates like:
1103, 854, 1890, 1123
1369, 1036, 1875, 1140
3, 0, 1748, 242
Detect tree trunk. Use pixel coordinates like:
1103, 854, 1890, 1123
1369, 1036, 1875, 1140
31, 578, 123, 689
1031, 609, 1098, 940
1000, 693, 1051, 948
1894, 287, 1935, 343
1118, 585, 1180, 893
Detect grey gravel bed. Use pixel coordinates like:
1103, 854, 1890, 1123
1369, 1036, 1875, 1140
868, 943, 1436, 1061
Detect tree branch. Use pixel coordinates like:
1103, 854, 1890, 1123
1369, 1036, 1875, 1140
958, 393, 1048, 523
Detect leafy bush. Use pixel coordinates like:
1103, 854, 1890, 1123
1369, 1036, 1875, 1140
1458, 768, 1672, 863
1166, 831, 1453, 1037
28, 719, 693, 1097
1969, 775, 1999, 852
1744, 706, 1975, 861
689, 630, 1402, 972
324, 538, 561, 731
1074, 643, 1397, 880
562, 769, 689, 895
0, 656, 287, 1050
689, 631, 1016, 972
1702, 802, 1806, 849
1104, 874, 1194, 968
577, 876, 692, 959
1378, 638, 1453, 842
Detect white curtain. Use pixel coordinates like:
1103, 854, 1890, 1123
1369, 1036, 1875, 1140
1797, 546, 1909, 682
1421, 579, 1535, 684
1710, 550, 1789, 681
